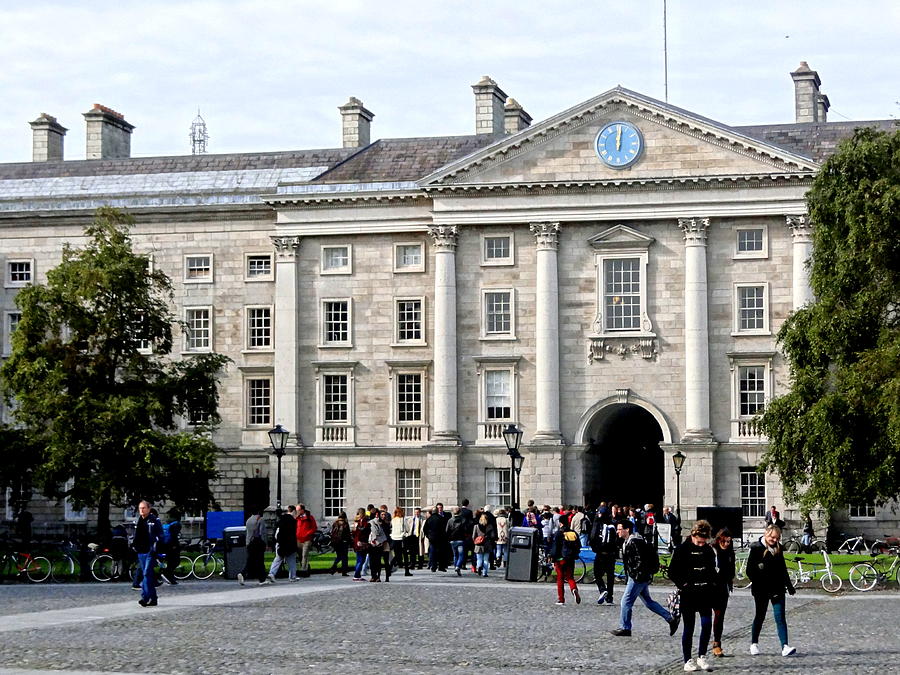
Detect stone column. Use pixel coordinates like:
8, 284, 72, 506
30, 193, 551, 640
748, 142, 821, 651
678, 218, 713, 441
787, 215, 814, 310
530, 222, 563, 443
271, 236, 302, 444
428, 225, 460, 443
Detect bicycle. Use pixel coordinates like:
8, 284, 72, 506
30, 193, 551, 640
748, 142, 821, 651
49, 539, 81, 583
191, 540, 224, 580
848, 548, 900, 591
734, 551, 751, 588
833, 534, 870, 555
536, 548, 588, 583
783, 532, 824, 554
788, 552, 842, 592
0, 547, 52, 583
311, 528, 334, 556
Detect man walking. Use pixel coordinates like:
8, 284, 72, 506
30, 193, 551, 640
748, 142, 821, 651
590, 505, 617, 606
295, 503, 317, 577
133, 500, 163, 607
424, 504, 448, 572
611, 520, 679, 637
405, 507, 426, 570
238, 508, 268, 585
268, 505, 298, 582
660, 506, 682, 546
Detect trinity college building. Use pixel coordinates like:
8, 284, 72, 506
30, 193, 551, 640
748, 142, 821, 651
1, 63, 895, 536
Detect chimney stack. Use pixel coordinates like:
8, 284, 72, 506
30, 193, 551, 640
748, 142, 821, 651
790, 62, 829, 124
338, 97, 374, 149
29, 113, 67, 162
504, 98, 532, 135
83, 104, 134, 159
472, 76, 507, 136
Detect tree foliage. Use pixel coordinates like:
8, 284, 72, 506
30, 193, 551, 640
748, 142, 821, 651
760, 127, 900, 513
0, 208, 230, 534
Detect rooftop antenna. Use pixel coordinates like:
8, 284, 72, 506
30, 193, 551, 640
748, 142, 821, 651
663, 0, 669, 102
190, 109, 208, 155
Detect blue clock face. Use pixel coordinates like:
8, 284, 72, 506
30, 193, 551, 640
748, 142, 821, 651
595, 121, 644, 169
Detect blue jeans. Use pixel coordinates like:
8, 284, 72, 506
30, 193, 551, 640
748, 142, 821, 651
620, 577, 671, 631
475, 552, 489, 576
269, 547, 297, 579
353, 552, 366, 579
495, 543, 507, 565
450, 540, 465, 569
579, 533, 589, 548
137, 552, 157, 602
428, 540, 443, 571
751, 594, 788, 646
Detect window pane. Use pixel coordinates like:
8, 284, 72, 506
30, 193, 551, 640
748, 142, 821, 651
484, 236, 510, 260
186, 256, 211, 280
739, 286, 765, 330
247, 307, 271, 349
396, 244, 421, 268
397, 373, 422, 422
247, 255, 272, 278
739, 366, 766, 415
323, 247, 349, 270
247, 379, 271, 426
323, 469, 346, 518
740, 470, 766, 517
485, 292, 511, 334
604, 258, 641, 330
485, 468, 511, 506
737, 229, 764, 252
8, 261, 31, 283
396, 469, 421, 512
397, 300, 422, 341
186, 309, 211, 350
323, 374, 348, 423
485, 370, 512, 420
324, 301, 349, 343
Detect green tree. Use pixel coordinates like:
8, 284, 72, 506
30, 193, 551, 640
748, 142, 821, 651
760, 127, 900, 513
1, 208, 230, 536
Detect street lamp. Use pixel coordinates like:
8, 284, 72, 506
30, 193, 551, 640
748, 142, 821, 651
268, 424, 289, 510
503, 424, 524, 509
672, 450, 686, 521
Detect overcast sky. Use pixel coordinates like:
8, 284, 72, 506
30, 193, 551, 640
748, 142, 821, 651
1, 1, 897, 163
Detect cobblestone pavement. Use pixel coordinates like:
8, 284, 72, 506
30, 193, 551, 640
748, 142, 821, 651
0, 574, 896, 674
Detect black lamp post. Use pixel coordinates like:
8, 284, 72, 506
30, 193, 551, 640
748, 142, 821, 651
268, 424, 289, 510
672, 450, 686, 521
503, 424, 524, 509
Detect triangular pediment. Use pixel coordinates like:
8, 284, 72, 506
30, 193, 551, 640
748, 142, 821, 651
420, 87, 819, 189
588, 224, 654, 250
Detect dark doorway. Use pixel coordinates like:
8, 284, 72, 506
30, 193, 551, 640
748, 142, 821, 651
243, 477, 270, 518
584, 404, 664, 510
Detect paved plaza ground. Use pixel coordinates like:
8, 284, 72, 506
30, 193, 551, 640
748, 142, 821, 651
0, 573, 896, 674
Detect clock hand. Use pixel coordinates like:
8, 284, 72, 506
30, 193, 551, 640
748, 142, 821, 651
616, 125, 622, 151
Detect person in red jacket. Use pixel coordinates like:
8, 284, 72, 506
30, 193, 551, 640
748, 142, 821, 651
295, 503, 318, 577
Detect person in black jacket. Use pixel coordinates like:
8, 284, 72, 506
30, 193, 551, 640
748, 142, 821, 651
133, 500, 163, 607
668, 520, 717, 672
424, 505, 448, 572
711, 528, 736, 657
268, 505, 299, 581
746, 525, 796, 657
589, 506, 617, 606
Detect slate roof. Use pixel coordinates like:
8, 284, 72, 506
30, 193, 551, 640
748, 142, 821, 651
735, 120, 897, 163
310, 135, 496, 183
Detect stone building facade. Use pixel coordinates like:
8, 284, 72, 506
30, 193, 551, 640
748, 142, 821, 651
0, 64, 896, 538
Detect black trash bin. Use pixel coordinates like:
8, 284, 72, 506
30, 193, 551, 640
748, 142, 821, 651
505, 526, 539, 582
223, 526, 247, 580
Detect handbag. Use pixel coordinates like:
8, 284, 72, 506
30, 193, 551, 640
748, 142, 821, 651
474, 535, 485, 545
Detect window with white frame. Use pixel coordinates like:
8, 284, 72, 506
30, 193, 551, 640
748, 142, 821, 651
728, 352, 773, 441
4, 311, 21, 355
396, 373, 423, 424
734, 283, 769, 334
589, 226, 655, 337
184, 254, 213, 283
246, 378, 272, 427
322, 469, 346, 518
485, 370, 512, 420
475, 358, 519, 443
314, 362, 356, 445
738, 365, 767, 417
184, 307, 212, 352
131, 311, 152, 353
394, 298, 424, 345
323, 374, 348, 424
64, 479, 87, 521
5, 259, 33, 287
481, 234, 514, 266
485, 468, 511, 506
393, 242, 425, 273
740, 468, 766, 518
734, 226, 768, 259
604, 258, 642, 331
482, 289, 515, 339
396, 469, 422, 512
187, 379, 212, 426
321, 299, 351, 346
246, 306, 272, 350
386, 361, 429, 444
245, 253, 274, 281
849, 504, 876, 520
321, 245, 352, 274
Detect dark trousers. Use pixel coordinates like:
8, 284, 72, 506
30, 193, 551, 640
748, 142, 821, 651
391, 539, 405, 569
370, 546, 391, 580
403, 536, 419, 569
427, 539, 444, 571
332, 543, 350, 572
164, 547, 180, 581
681, 604, 712, 662
751, 594, 788, 646
242, 538, 267, 582
712, 593, 729, 643
594, 553, 616, 601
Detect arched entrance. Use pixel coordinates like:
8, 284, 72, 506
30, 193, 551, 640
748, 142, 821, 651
582, 403, 665, 510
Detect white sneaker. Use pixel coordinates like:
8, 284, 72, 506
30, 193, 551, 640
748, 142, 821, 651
267, 574, 276, 583
683, 659, 698, 672
237, 573, 244, 586
749, 643, 759, 656
696, 655, 712, 671
781, 644, 796, 657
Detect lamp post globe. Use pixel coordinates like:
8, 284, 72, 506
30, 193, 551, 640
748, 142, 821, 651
268, 424, 289, 510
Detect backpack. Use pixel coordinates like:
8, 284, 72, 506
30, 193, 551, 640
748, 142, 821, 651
579, 515, 591, 534
160, 522, 173, 545
631, 537, 660, 582
601, 523, 617, 546
562, 530, 581, 559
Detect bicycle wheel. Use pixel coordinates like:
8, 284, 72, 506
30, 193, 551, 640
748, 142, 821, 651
192, 553, 217, 580
734, 556, 751, 589
821, 571, 842, 593
848, 562, 877, 591
573, 558, 587, 583
174, 555, 194, 580
25, 556, 52, 582
50, 554, 76, 582
784, 540, 801, 554
789, 569, 802, 587
92, 554, 115, 582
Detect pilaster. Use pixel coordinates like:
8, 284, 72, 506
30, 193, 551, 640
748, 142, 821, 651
271, 234, 303, 454
530, 222, 563, 443
786, 215, 814, 310
428, 225, 460, 444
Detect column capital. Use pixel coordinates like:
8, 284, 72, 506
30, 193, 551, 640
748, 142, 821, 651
530, 222, 561, 250
786, 214, 813, 243
271, 235, 302, 260
678, 218, 710, 245
428, 225, 459, 252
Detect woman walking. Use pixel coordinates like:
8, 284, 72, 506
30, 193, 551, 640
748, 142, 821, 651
329, 511, 352, 575
351, 508, 370, 582
747, 524, 796, 657
390, 507, 408, 574
710, 528, 735, 657
551, 514, 582, 605
472, 513, 496, 577
668, 520, 717, 671
368, 509, 391, 582
494, 508, 509, 569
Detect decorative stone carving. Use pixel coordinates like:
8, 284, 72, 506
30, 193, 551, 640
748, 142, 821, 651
587, 336, 657, 363
271, 235, 301, 260
678, 217, 710, 244
615, 388, 630, 404
427, 224, 459, 251
786, 214, 813, 243
530, 221, 561, 250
